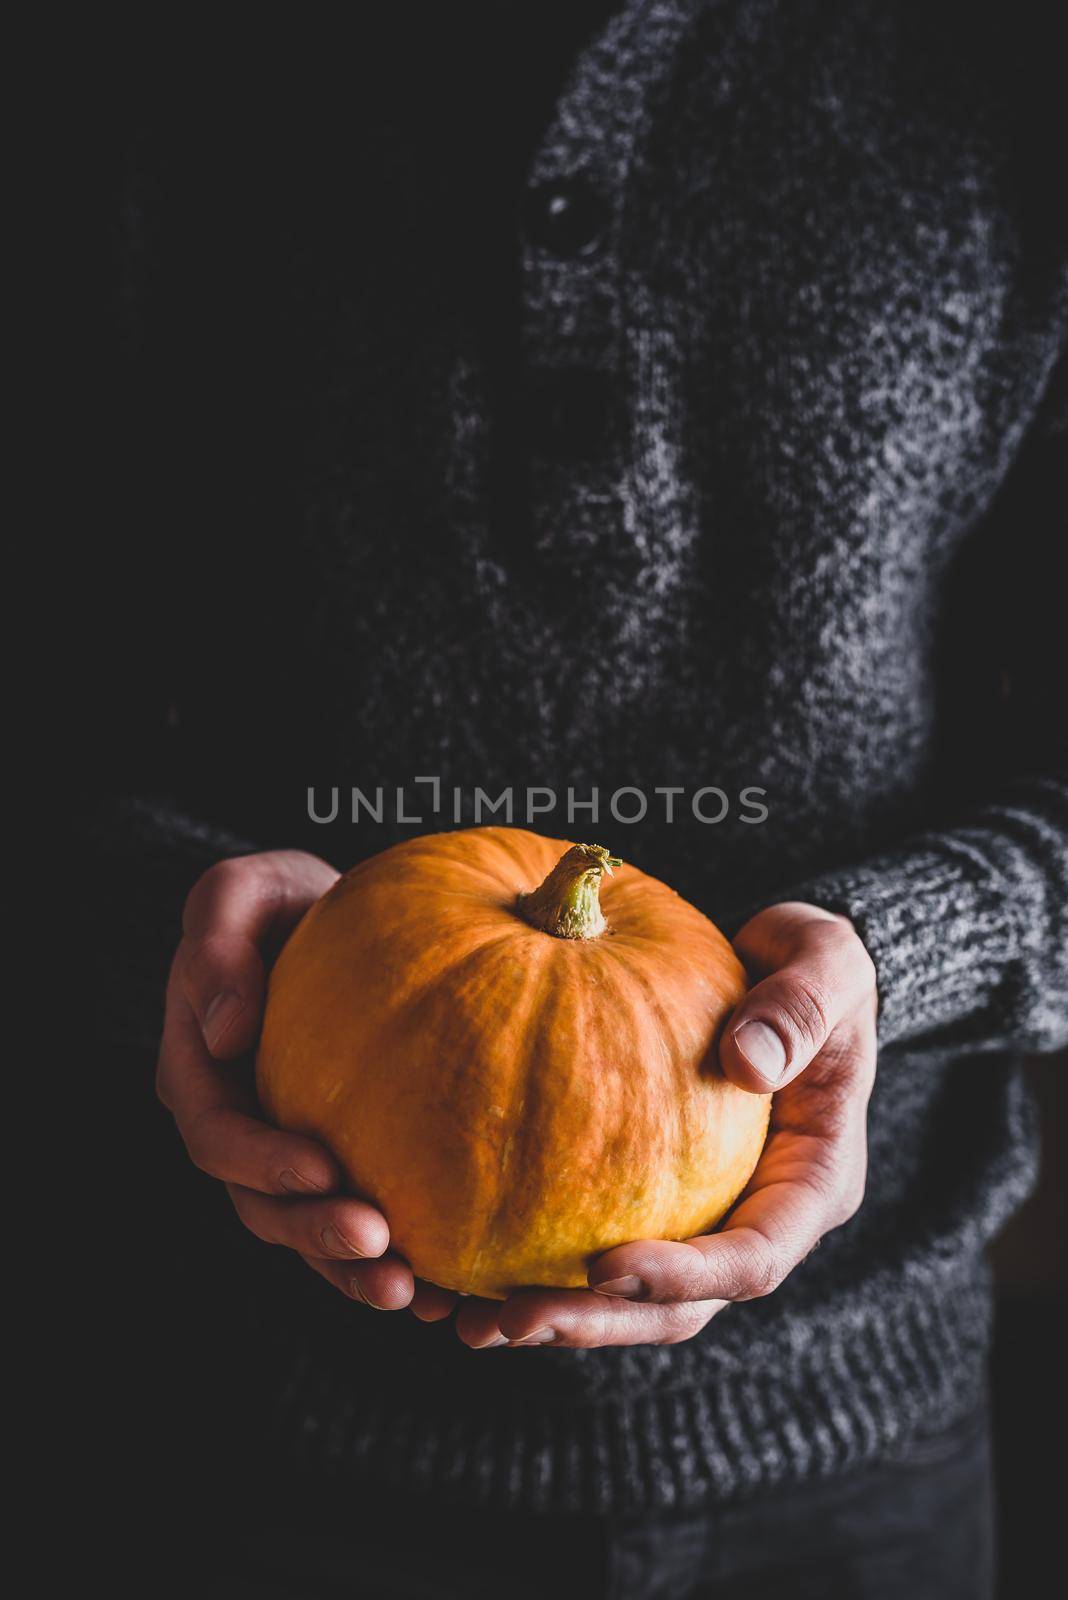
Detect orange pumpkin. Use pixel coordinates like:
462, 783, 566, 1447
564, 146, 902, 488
256, 827, 769, 1299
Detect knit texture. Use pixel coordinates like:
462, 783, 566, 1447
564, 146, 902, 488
80, 1, 1067, 1513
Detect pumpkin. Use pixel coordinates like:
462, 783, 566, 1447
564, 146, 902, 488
256, 827, 770, 1299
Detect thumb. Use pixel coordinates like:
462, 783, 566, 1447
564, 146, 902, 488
720, 969, 838, 1092
719, 915, 874, 1093
180, 931, 267, 1059
179, 851, 338, 1059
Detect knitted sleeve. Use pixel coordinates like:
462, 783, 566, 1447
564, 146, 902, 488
794, 782, 1068, 1053
794, 360, 1068, 1054
76, 797, 259, 1053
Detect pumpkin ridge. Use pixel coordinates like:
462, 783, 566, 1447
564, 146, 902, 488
441, 930, 557, 1290
593, 946, 681, 1233
328, 931, 549, 1292
473, 949, 585, 1292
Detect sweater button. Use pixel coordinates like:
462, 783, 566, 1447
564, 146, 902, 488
525, 178, 609, 258
526, 369, 615, 458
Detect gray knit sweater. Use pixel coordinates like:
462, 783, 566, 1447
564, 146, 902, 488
83, 1, 1067, 1513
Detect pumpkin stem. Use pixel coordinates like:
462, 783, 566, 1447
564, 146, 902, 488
517, 843, 622, 940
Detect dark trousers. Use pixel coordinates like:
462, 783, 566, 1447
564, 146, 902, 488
196, 1405, 993, 1600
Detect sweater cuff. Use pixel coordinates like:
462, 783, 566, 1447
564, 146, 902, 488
790, 841, 1020, 1047
78, 797, 258, 1053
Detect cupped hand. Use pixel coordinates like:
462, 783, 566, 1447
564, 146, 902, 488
156, 850, 457, 1322
455, 901, 877, 1350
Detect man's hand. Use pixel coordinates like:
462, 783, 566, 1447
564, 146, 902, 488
156, 850, 457, 1321
456, 902, 877, 1349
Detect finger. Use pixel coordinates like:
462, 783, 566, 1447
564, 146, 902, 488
300, 1252, 416, 1310
588, 1121, 868, 1306
180, 852, 339, 1058
722, 917, 875, 1092
226, 1186, 389, 1259
409, 1281, 459, 1322
158, 993, 341, 1195
183, 851, 339, 945
455, 1290, 726, 1349
183, 1107, 341, 1195
179, 934, 266, 1060
452, 1297, 511, 1348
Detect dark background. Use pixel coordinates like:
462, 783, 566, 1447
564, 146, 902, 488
989, 1056, 1063, 1594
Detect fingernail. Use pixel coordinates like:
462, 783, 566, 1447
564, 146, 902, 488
204, 990, 244, 1052
592, 1274, 646, 1300
509, 1327, 556, 1345
472, 1333, 509, 1349
734, 1020, 788, 1081
321, 1225, 362, 1258
279, 1167, 328, 1195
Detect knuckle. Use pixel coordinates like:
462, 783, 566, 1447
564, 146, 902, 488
183, 856, 262, 932
183, 1108, 223, 1176
779, 974, 833, 1051
834, 1174, 866, 1227
181, 932, 224, 980
660, 1305, 710, 1345
671, 1252, 710, 1303
847, 931, 878, 991
745, 1269, 780, 1301
811, 917, 877, 1000
807, 914, 856, 953
590, 1301, 614, 1346
203, 856, 253, 895
797, 1158, 867, 1238
181, 932, 249, 996
273, 849, 323, 887
183, 860, 230, 925
567, 1300, 612, 1346
819, 1032, 869, 1087
739, 1243, 786, 1300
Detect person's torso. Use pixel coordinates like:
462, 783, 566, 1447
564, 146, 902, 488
129, 2, 1063, 921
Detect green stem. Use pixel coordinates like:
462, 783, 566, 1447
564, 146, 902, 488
517, 843, 622, 940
